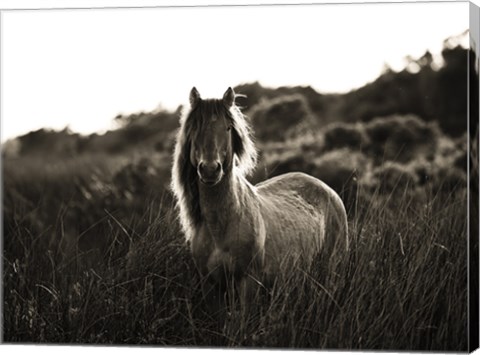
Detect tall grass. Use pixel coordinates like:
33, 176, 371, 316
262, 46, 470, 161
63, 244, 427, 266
2, 155, 468, 350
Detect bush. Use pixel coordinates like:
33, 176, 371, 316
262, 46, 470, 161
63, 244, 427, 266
364, 115, 440, 164
431, 166, 467, 193
452, 151, 468, 172
312, 149, 371, 211
323, 123, 370, 152
112, 156, 169, 196
250, 95, 316, 142
371, 162, 418, 193
265, 152, 316, 178
406, 158, 435, 186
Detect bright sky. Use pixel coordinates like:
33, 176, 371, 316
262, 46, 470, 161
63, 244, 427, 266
1, 1, 469, 141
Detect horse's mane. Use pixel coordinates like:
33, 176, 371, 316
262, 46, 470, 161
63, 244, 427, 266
171, 98, 257, 241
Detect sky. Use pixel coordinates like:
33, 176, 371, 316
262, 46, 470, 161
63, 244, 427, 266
0, 1, 469, 142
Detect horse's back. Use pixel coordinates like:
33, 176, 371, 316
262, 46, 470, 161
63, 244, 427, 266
257, 172, 340, 205
255, 172, 348, 272
257, 172, 346, 216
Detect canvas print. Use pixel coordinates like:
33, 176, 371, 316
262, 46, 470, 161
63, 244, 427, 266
1, 1, 479, 352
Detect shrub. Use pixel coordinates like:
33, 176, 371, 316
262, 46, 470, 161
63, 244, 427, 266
323, 123, 370, 152
371, 162, 418, 193
265, 152, 316, 178
453, 151, 468, 172
112, 157, 165, 196
431, 166, 467, 193
364, 115, 440, 164
250, 95, 316, 142
407, 158, 435, 186
312, 149, 371, 211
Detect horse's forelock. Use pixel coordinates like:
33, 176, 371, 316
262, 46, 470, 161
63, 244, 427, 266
184, 100, 257, 176
172, 100, 227, 241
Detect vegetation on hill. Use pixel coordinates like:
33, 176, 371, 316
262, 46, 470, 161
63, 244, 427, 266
3, 40, 471, 159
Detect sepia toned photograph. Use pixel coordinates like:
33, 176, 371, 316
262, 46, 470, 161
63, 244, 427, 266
1, 1, 479, 352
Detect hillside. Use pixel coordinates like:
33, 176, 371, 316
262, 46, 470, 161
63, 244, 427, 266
2, 39, 471, 159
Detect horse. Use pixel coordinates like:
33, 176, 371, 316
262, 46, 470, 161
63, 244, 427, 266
171, 87, 348, 306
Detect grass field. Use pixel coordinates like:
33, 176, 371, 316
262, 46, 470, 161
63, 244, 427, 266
2, 146, 471, 350
2, 37, 476, 350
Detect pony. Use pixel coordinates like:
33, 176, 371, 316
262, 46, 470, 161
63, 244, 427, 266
171, 87, 348, 304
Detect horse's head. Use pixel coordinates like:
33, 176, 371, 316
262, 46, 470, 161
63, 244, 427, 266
187, 87, 240, 186
172, 87, 257, 240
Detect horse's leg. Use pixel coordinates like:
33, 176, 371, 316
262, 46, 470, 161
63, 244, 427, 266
239, 277, 249, 311
236, 277, 249, 336
237, 275, 261, 336
198, 277, 227, 321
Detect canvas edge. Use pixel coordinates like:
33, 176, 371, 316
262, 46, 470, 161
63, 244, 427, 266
469, 2, 480, 353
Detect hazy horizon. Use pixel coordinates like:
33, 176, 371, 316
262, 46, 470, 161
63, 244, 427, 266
1, 2, 469, 142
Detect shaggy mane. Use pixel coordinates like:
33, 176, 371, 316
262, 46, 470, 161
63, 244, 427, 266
171, 98, 257, 241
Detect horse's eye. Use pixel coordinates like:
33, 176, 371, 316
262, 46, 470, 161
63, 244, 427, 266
227, 126, 232, 132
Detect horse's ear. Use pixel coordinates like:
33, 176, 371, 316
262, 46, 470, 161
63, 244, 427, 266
223, 87, 235, 108
189, 87, 201, 107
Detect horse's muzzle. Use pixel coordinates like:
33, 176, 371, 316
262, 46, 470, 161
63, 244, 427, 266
198, 161, 223, 186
